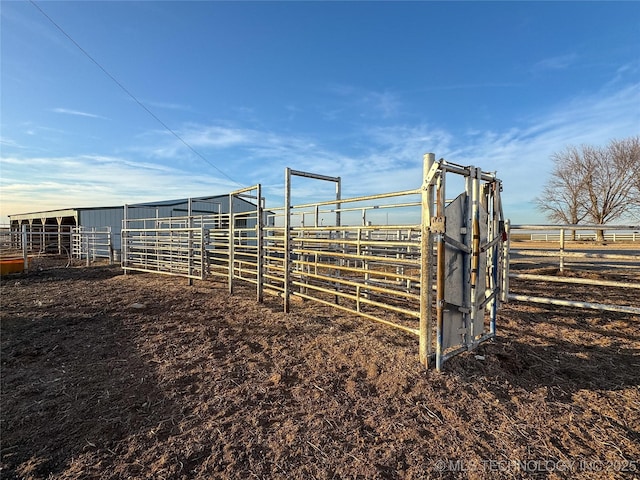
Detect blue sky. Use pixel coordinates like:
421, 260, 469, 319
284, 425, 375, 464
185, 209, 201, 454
1, 1, 639, 224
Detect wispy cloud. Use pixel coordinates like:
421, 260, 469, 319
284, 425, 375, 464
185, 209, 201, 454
0, 136, 27, 149
605, 60, 640, 88
4, 82, 637, 224
144, 100, 192, 111
533, 53, 579, 72
0, 155, 237, 218
51, 108, 107, 119
417, 82, 522, 92
325, 84, 402, 119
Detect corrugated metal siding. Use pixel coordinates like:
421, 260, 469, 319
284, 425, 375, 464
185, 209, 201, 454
78, 208, 124, 248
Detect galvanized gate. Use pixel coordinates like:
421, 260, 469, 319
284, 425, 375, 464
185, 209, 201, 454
121, 215, 207, 280
426, 163, 506, 370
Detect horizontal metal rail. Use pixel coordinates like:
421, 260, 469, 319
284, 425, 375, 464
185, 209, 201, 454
116, 157, 505, 372
290, 289, 420, 336
507, 223, 640, 316
512, 249, 640, 261
510, 273, 640, 290
512, 224, 640, 231
507, 294, 640, 315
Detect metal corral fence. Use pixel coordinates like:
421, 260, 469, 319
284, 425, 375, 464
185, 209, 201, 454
71, 227, 114, 265
122, 155, 508, 370
507, 224, 640, 315
528, 231, 639, 242
0, 224, 114, 269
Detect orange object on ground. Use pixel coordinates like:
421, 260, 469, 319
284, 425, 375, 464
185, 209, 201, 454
0, 258, 28, 276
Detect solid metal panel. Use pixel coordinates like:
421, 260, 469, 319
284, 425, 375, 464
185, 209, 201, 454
442, 193, 467, 350
77, 207, 123, 252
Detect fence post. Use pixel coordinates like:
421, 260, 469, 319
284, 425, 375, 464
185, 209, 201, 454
489, 179, 503, 336
188, 198, 194, 286
502, 220, 510, 303
108, 227, 113, 265
57, 218, 63, 255
256, 185, 264, 303
469, 167, 481, 341
559, 228, 565, 273
284, 168, 292, 313
435, 164, 447, 372
419, 153, 435, 368
228, 195, 234, 294
84, 231, 91, 267
22, 224, 28, 272
123, 205, 128, 275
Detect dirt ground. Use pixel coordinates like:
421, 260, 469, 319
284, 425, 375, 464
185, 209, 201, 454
1, 259, 639, 479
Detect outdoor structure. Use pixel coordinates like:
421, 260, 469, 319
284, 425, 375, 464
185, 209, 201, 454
7, 195, 261, 260
8, 154, 638, 370
121, 154, 509, 370
507, 224, 640, 315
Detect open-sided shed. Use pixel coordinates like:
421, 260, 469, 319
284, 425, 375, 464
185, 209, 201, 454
8, 194, 260, 255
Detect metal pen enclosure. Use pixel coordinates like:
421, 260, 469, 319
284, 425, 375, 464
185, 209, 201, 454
506, 224, 640, 315
8, 196, 249, 263
120, 154, 507, 370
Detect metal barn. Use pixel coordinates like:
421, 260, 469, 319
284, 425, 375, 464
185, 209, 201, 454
8, 194, 262, 257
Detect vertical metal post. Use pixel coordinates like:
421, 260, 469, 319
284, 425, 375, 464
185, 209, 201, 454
335, 177, 342, 305
107, 227, 113, 265
85, 230, 90, 267
489, 181, 501, 335
335, 177, 342, 228
364, 223, 371, 300
284, 168, 292, 313
469, 167, 481, 340
188, 198, 194, 286
155, 208, 160, 272
435, 165, 446, 372
559, 228, 565, 273
200, 225, 206, 280
356, 227, 362, 312
40, 218, 46, 253
22, 224, 28, 272
56, 217, 63, 255
502, 220, 511, 303
123, 204, 128, 274
256, 184, 264, 302
28, 219, 33, 252
228, 195, 234, 293
419, 153, 435, 368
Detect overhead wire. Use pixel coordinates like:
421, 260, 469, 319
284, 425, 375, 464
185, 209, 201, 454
29, 0, 244, 188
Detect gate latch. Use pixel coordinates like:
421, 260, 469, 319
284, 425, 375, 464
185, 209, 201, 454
430, 216, 446, 233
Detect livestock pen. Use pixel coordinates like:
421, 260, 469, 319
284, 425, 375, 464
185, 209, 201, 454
507, 224, 640, 315
122, 154, 508, 370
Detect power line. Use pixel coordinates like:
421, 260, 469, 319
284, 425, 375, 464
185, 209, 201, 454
29, 0, 244, 188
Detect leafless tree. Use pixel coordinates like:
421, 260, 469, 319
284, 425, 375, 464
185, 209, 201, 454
535, 146, 590, 240
537, 136, 640, 240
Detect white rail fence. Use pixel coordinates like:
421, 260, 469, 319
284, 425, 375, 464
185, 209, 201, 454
529, 232, 639, 242
1, 225, 114, 267
72, 227, 114, 264
507, 224, 640, 315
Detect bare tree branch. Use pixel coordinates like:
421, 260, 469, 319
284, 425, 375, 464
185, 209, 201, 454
537, 136, 640, 239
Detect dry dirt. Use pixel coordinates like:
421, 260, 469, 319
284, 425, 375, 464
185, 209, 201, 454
1, 259, 639, 479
